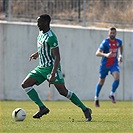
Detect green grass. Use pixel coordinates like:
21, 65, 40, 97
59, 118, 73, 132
0, 101, 132, 133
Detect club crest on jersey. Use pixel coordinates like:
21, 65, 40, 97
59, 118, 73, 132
53, 43, 57, 46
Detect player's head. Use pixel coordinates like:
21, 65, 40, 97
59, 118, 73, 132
37, 14, 51, 31
108, 27, 117, 40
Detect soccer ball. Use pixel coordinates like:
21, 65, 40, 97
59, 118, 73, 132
12, 108, 26, 121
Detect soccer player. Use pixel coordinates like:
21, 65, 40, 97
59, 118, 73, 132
21, 14, 92, 121
94, 27, 123, 107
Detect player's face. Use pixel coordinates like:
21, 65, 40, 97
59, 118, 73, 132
37, 17, 47, 31
108, 29, 116, 40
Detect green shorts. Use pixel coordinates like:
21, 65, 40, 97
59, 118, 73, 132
28, 65, 64, 85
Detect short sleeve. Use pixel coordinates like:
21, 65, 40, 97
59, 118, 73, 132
99, 39, 107, 51
117, 39, 122, 47
47, 36, 58, 49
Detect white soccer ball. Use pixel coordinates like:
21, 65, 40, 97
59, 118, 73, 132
12, 108, 26, 121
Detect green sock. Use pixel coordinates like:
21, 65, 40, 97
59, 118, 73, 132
27, 88, 44, 108
70, 93, 86, 111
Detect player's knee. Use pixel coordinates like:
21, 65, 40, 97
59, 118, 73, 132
99, 80, 105, 85
21, 82, 26, 89
99, 82, 104, 86
115, 77, 120, 81
21, 82, 28, 89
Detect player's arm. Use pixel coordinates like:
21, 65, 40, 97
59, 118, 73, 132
96, 49, 112, 58
51, 47, 60, 75
119, 45, 123, 56
49, 47, 60, 86
118, 45, 123, 63
29, 51, 39, 61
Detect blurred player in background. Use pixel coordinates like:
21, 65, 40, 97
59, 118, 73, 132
21, 14, 92, 121
94, 27, 123, 107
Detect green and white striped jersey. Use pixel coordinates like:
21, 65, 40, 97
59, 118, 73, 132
37, 29, 58, 67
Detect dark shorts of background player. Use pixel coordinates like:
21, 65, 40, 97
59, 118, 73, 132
27, 65, 64, 85
99, 64, 120, 79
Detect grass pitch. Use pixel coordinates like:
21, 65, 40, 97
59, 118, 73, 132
0, 101, 132, 133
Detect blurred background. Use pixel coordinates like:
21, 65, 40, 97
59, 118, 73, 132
0, 0, 132, 28
0, 0, 132, 101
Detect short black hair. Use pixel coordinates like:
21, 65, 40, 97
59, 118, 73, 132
39, 14, 51, 24
110, 27, 116, 31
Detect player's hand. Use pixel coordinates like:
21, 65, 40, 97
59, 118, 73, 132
105, 51, 112, 58
29, 52, 38, 61
49, 73, 56, 87
118, 55, 123, 63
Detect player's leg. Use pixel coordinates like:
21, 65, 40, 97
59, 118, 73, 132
21, 76, 45, 108
52, 67, 91, 114
94, 78, 105, 107
109, 71, 120, 103
50, 66, 92, 121
111, 71, 120, 94
54, 83, 87, 110
95, 78, 105, 98
21, 67, 49, 118
94, 68, 108, 107
54, 83, 92, 121
109, 65, 120, 103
